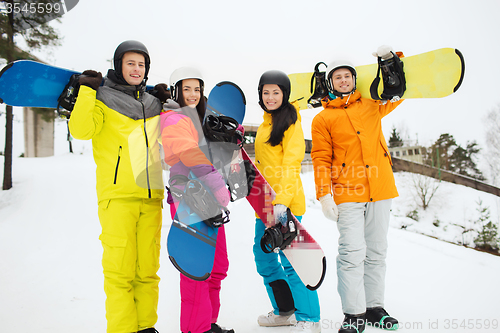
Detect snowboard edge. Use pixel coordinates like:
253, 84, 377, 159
454, 49, 465, 93
306, 256, 327, 291
169, 255, 211, 281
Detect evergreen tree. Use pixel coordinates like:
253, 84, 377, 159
1, 0, 61, 190
450, 141, 485, 180
425, 133, 457, 171
425, 134, 484, 180
473, 199, 499, 251
388, 126, 404, 148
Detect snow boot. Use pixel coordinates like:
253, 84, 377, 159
137, 328, 159, 333
339, 314, 366, 333
290, 321, 321, 333
205, 323, 234, 333
258, 311, 297, 327
365, 307, 399, 330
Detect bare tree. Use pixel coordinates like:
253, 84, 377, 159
411, 174, 441, 210
484, 104, 500, 186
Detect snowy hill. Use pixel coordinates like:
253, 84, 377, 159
1, 117, 500, 332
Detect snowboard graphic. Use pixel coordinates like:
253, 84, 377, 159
242, 149, 326, 290
206, 81, 326, 290
167, 197, 220, 281
289, 47, 465, 110
0, 60, 153, 109
0, 60, 79, 108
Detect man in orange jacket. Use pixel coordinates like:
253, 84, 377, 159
311, 46, 402, 333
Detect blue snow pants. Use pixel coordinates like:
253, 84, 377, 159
253, 217, 320, 322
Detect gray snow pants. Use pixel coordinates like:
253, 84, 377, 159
336, 199, 392, 315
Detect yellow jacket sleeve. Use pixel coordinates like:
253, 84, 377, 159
68, 85, 104, 140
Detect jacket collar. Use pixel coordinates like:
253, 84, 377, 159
323, 90, 362, 109
105, 69, 146, 100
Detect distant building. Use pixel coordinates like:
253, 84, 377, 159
389, 145, 426, 164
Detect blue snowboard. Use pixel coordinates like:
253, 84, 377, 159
166, 81, 246, 281
167, 200, 219, 281
207, 81, 246, 124
0, 60, 79, 108
0, 60, 153, 109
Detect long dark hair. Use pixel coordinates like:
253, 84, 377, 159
262, 86, 298, 146
175, 79, 206, 125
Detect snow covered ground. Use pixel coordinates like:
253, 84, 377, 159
1, 117, 500, 332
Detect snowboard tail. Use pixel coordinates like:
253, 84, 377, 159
167, 200, 219, 281
168, 219, 215, 281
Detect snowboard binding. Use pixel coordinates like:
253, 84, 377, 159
307, 62, 329, 108
203, 113, 250, 201
260, 208, 298, 253
369, 51, 406, 101
56, 73, 83, 118
168, 175, 230, 228
203, 114, 244, 148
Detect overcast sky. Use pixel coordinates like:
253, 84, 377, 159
11, 0, 500, 149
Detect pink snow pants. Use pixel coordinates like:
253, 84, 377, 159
170, 204, 229, 333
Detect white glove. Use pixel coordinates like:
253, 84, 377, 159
372, 45, 394, 60
319, 194, 339, 221
274, 204, 288, 226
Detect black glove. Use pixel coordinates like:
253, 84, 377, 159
150, 83, 171, 103
79, 70, 102, 91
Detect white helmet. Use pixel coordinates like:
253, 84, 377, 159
169, 67, 204, 101
325, 60, 357, 97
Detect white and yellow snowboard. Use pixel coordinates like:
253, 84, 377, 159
289, 48, 465, 110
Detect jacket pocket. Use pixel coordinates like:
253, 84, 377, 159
380, 140, 393, 166
114, 146, 122, 184
331, 150, 347, 180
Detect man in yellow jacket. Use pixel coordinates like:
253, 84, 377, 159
311, 46, 402, 333
69, 40, 163, 333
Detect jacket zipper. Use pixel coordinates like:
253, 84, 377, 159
138, 90, 152, 198
114, 146, 122, 184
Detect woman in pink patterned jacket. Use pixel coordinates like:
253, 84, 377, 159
159, 67, 233, 333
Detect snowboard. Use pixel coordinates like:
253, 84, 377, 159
242, 149, 326, 290
166, 194, 221, 281
0, 60, 79, 108
166, 82, 246, 281
205, 81, 326, 290
289, 47, 465, 110
0, 60, 154, 109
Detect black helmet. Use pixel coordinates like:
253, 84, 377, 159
113, 40, 151, 82
258, 70, 291, 111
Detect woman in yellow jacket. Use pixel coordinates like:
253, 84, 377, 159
254, 70, 321, 333
69, 40, 163, 333
311, 46, 402, 333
